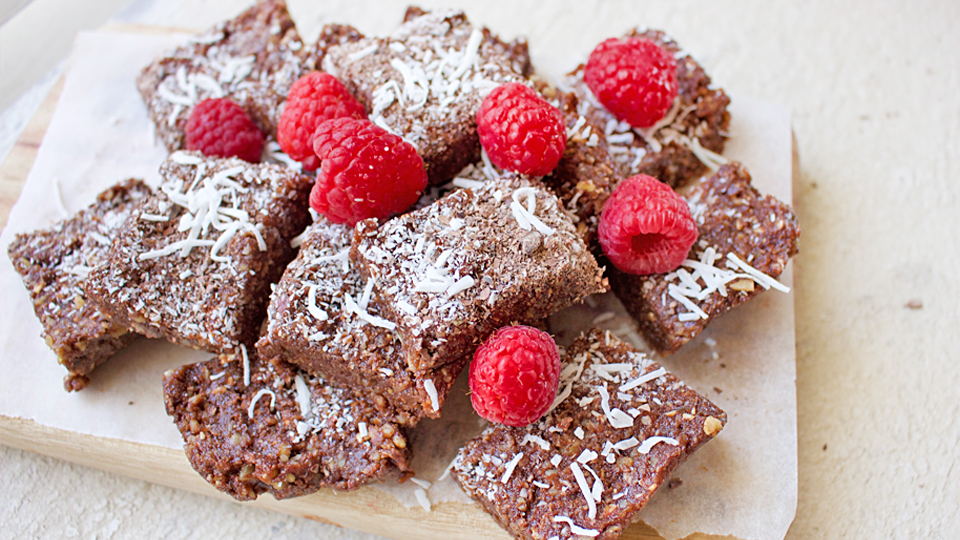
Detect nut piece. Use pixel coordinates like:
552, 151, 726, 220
703, 416, 723, 436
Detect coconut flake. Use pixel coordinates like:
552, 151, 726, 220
501, 452, 524, 483
637, 436, 680, 454
597, 386, 634, 428
619, 367, 667, 392
521, 434, 550, 451
569, 463, 597, 519
247, 388, 276, 418
553, 516, 600, 538
423, 379, 440, 412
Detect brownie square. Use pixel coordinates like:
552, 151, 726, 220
137, 0, 308, 151
321, 8, 528, 185
7, 179, 151, 391
351, 174, 608, 373
256, 218, 468, 425
565, 29, 731, 189
452, 328, 726, 540
84, 151, 313, 354
163, 347, 412, 501
609, 162, 800, 354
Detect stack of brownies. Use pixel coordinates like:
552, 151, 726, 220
6, 2, 799, 539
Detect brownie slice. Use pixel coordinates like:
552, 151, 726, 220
137, 0, 308, 152
565, 29, 731, 189
256, 218, 468, 425
84, 151, 312, 354
452, 328, 726, 540
7, 179, 151, 391
610, 162, 800, 354
163, 347, 412, 501
351, 175, 608, 374
321, 8, 528, 185
540, 85, 620, 251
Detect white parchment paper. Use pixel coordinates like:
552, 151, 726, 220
0, 30, 796, 540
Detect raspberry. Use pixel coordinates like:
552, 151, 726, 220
598, 175, 698, 275
469, 325, 561, 427
184, 98, 264, 163
310, 117, 426, 225
278, 72, 367, 171
584, 37, 678, 128
476, 82, 566, 177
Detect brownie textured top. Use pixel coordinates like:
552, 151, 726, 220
163, 348, 412, 501
610, 162, 800, 354
84, 152, 312, 354
452, 328, 726, 540
566, 29, 731, 189
352, 175, 608, 373
137, 0, 308, 151
322, 8, 528, 185
256, 218, 467, 425
7, 179, 150, 391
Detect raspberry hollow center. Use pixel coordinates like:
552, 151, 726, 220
631, 232, 664, 256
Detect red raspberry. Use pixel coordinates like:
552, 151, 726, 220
598, 174, 698, 275
476, 82, 566, 177
469, 325, 561, 427
184, 98, 264, 163
278, 72, 367, 171
584, 37, 678, 128
310, 117, 426, 225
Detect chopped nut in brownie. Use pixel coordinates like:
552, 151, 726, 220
137, 0, 309, 152
321, 8, 529, 185
256, 218, 468, 425
566, 29, 731, 189
351, 174, 608, 374
452, 328, 726, 540
609, 162, 800, 354
84, 151, 312, 354
163, 347, 412, 501
7, 179, 151, 391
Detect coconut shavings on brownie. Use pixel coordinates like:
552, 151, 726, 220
321, 8, 529, 185
609, 162, 800, 354
452, 328, 726, 540
84, 152, 312, 354
256, 218, 467, 425
137, 0, 310, 151
566, 29, 730, 189
351, 174, 607, 374
163, 347, 411, 501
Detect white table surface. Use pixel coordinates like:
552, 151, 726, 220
2, 1, 959, 539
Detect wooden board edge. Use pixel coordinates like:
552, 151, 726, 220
0, 413, 687, 539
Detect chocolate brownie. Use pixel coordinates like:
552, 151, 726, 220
541, 85, 620, 251
351, 174, 608, 374
84, 151, 312, 354
609, 162, 800, 354
452, 328, 725, 540
256, 218, 468, 425
137, 0, 308, 152
565, 29, 731, 189
321, 8, 528, 185
163, 347, 412, 501
7, 179, 151, 391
